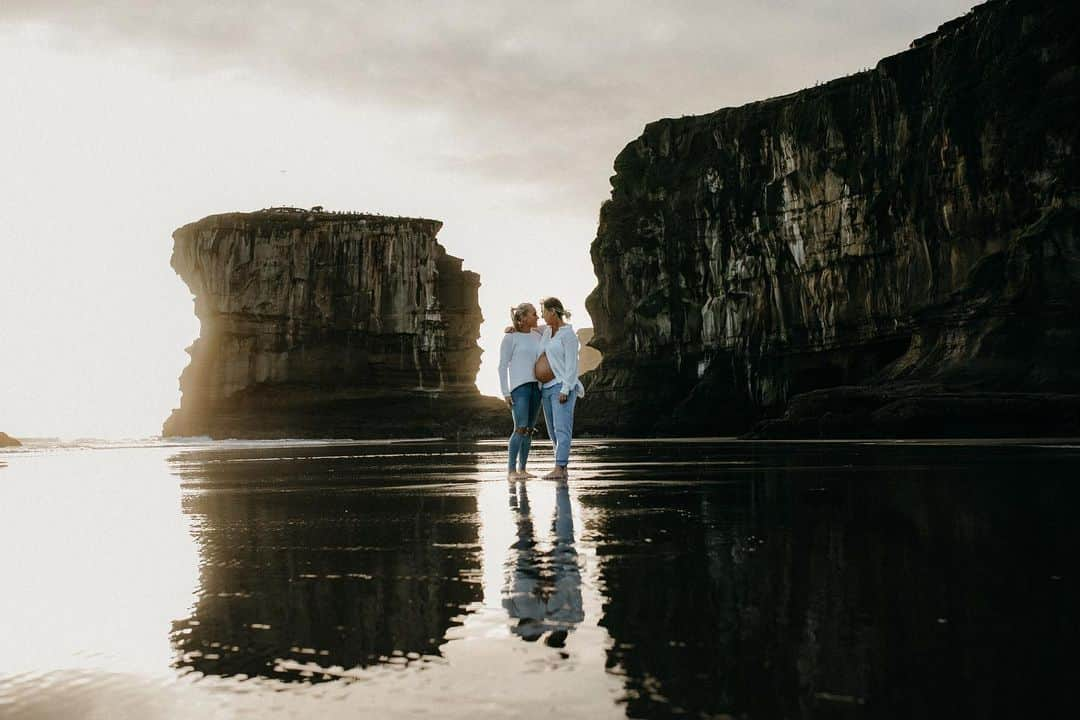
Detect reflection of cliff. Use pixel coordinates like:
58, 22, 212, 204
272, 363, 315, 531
163, 208, 505, 438
590, 449, 1078, 718
170, 460, 482, 680
582, 0, 1080, 436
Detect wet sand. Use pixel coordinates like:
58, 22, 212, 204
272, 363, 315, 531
1, 438, 1076, 718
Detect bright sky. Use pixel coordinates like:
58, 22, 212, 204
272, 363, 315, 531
0, 0, 970, 439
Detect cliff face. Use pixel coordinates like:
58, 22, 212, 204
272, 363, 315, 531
584, 0, 1080, 436
164, 208, 504, 438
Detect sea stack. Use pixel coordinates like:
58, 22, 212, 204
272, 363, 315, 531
163, 207, 505, 438
582, 0, 1080, 437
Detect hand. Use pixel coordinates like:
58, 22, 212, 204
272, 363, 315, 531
505, 396, 514, 408
559, 393, 568, 404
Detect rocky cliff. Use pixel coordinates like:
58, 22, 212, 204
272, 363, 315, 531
163, 208, 505, 438
0, 432, 21, 447
583, 0, 1080, 437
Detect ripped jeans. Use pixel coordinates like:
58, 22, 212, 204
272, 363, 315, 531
508, 382, 542, 471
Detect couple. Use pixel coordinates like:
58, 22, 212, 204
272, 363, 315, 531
497, 297, 584, 480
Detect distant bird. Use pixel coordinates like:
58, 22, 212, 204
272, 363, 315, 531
279, 169, 287, 174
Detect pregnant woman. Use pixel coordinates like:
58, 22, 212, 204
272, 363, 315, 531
498, 302, 542, 478
534, 297, 584, 480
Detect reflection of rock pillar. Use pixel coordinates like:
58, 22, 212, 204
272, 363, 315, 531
170, 467, 482, 682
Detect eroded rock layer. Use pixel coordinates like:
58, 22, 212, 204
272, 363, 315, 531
163, 208, 505, 438
583, 0, 1080, 436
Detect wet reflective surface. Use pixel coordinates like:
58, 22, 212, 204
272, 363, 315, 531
1, 438, 1077, 718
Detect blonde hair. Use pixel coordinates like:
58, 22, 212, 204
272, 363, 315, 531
510, 302, 535, 331
540, 297, 572, 320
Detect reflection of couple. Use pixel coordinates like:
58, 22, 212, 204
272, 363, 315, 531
497, 297, 585, 480
502, 480, 584, 647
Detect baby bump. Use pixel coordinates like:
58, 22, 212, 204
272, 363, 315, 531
534, 352, 555, 383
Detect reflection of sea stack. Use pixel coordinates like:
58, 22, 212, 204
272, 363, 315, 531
163, 207, 505, 438
170, 451, 483, 681
0, 432, 21, 447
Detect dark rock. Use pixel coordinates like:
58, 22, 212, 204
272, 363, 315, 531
0, 432, 21, 447
163, 208, 507, 439
750, 384, 1080, 438
581, 0, 1080, 438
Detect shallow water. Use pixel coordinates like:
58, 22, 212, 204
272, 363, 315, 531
1, 438, 1077, 719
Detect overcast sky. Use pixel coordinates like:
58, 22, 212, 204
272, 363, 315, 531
0, 0, 971, 438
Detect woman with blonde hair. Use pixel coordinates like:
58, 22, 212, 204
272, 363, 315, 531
534, 297, 584, 480
498, 302, 542, 477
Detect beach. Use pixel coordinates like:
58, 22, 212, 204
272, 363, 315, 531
1, 437, 1075, 718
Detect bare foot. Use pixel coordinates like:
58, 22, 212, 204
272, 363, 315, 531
541, 466, 568, 480
516, 470, 537, 478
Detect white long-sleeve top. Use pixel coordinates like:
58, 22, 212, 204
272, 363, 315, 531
539, 324, 585, 397
498, 331, 542, 397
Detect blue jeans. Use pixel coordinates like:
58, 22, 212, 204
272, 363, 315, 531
508, 382, 542, 470
541, 385, 577, 467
